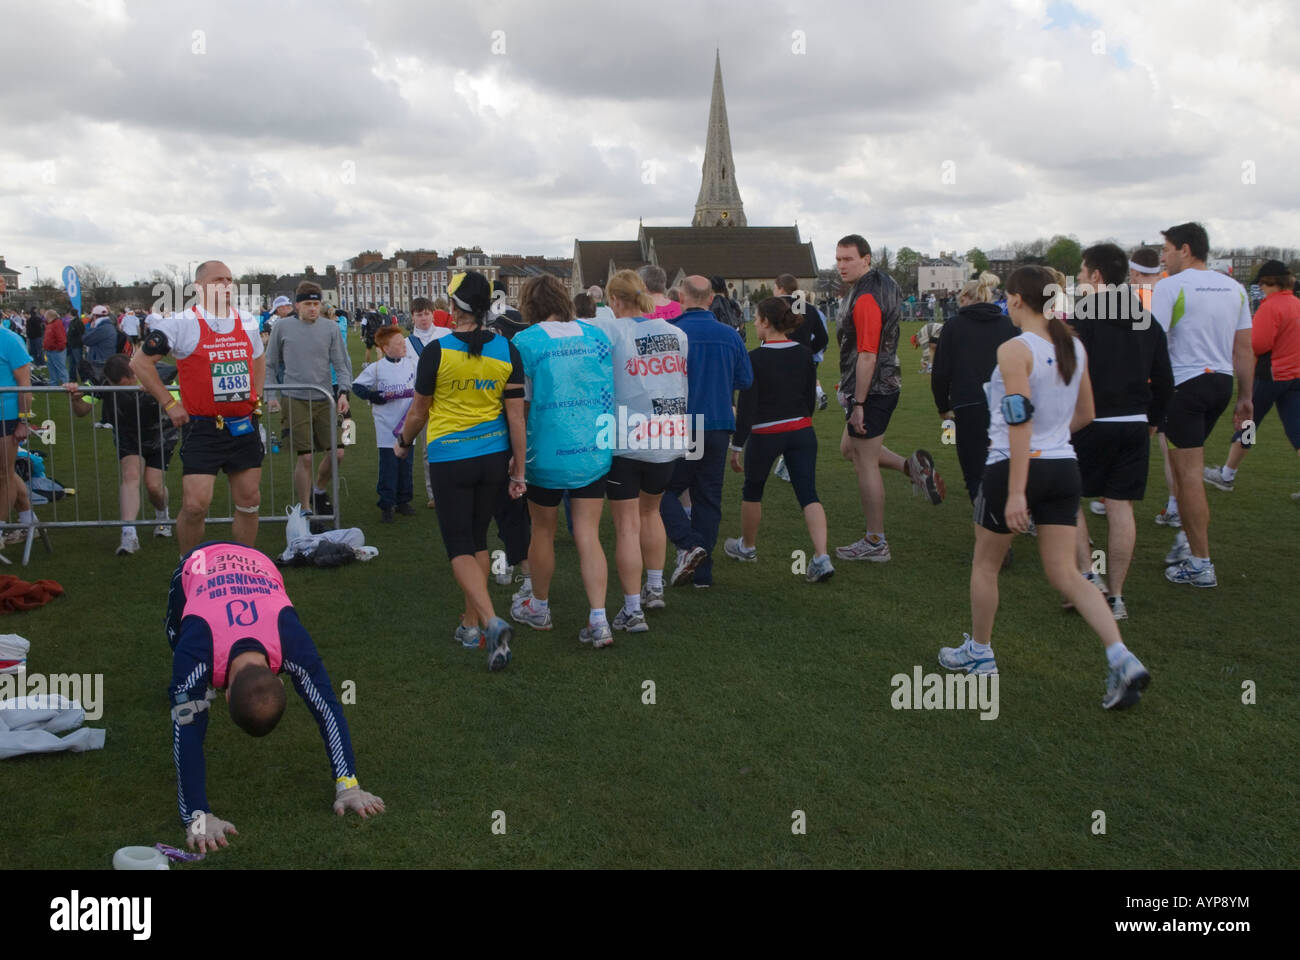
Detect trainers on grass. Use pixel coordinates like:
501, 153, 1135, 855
612, 607, 649, 633
724, 536, 757, 562
1102, 651, 1150, 710
938, 634, 998, 674
1108, 595, 1128, 620
670, 546, 707, 586
485, 618, 512, 672
806, 554, 835, 583
1154, 508, 1181, 527
510, 596, 552, 630
906, 449, 945, 504
640, 584, 665, 610
454, 622, 483, 648
1202, 465, 1234, 492
1165, 559, 1217, 587
579, 620, 614, 648
835, 536, 890, 562
1164, 532, 1190, 566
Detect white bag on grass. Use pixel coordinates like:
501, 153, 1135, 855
285, 504, 311, 546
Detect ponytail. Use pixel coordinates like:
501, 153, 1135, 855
757, 296, 799, 334
452, 304, 490, 357
607, 269, 654, 314
1007, 264, 1076, 383
1047, 314, 1077, 384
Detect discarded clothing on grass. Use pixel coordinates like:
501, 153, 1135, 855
0, 634, 29, 673
278, 527, 378, 567
0, 694, 106, 760
0, 576, 65, 613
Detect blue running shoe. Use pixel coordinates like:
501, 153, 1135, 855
486, 618, 512, 672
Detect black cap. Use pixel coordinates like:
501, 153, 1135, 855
710, 275, 726, 293
1254, 259, 1290, 284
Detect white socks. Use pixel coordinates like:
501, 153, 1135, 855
646, 569, 663, 590
1106, 641, 1129, 667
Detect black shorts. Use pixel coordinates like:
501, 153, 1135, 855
974, 457, 1081, 534
179, 418, 265, 476
846, 391, 899, 440
0, 418, 19, 438
119, 442, 177, 472
527, 475, 607, 507
428, 450, 510, 559
1072, 421, 1150, 500
363, 334, 376, 349
1163, 372, 1233, 449
604, 456, 676, 501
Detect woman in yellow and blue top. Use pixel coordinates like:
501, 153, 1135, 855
394, 271, 527, 672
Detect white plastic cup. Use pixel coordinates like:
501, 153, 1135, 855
113, 846, 170, 871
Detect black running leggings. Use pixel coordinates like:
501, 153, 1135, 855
741, 427, 820, 507
428, 449, 510, 560
953, 404, 991, 504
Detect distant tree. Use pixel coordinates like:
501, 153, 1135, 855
1045, 235, 1083, 277
875, 245, 892, 272
74, 262, 116, 305
966, 247, 990, 274
892, 247, 922, 294
747, 283, 773, 305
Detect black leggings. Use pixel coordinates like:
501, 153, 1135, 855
741, 427, 819, 507
954, 404, 991, 504
494, 484, 531, 566
428, 450, 510, 560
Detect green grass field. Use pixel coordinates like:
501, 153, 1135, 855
3, 324, 1297, 869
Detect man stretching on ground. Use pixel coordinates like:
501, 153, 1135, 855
167, 540, 385, 852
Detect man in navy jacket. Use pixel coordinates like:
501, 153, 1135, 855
660, 275, 754, 587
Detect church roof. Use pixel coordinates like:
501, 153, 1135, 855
653, 240, 817, 282
576, 240, 643, 287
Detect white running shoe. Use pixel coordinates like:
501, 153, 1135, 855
579, 620, 614, 648
494, 563, 514, 586
773, 456, 791, 482
835, 536, 891, 562
723, 536, 757, 562
510, 596, 553, 630
116, 527, 141, 556
938, 634, 998, 674
510, 575, 532, 605
1165, 558, 1217, 587
1102, 651, 1150, 710
612, 607, 649, 633
1108, 596, 1128, 621
1164, 532, 1190, 566
1089, 499, 1107, 516
806, 554, 835, 583
1154, 508, 1182, 527
640, 584, 666, 610
670, 546, 707, 586
1202, 465, 1235, 492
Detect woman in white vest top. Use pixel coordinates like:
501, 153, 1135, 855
937, 266, 1152, 710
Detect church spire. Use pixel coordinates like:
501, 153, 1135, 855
693, 49, 746, 228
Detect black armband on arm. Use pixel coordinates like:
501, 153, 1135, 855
142, 330, 170, 357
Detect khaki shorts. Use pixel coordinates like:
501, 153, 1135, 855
284, 396, 339, 455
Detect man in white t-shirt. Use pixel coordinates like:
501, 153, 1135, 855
120, 309, 141, 346
131, 260, 266, 555
1150, 222, 1254, 588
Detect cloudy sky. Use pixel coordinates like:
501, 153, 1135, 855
2, 0, 1296, 286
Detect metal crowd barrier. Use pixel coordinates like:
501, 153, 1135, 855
0, 382, 343, 566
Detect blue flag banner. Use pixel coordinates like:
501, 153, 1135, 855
63, 266, 81, 314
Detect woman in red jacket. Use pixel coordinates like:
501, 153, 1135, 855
42, 309, 68, 384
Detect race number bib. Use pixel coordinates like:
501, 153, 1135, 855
211, 360, 251, 403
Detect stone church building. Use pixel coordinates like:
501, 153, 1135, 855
572, 52, 818, 300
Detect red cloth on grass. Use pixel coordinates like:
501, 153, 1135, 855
0, 576, 65, 612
